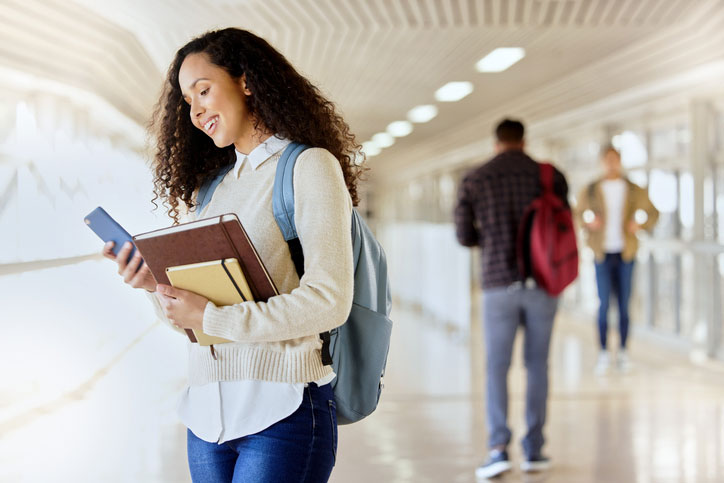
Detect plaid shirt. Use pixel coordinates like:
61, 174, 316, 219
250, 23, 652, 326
454, 149, 569, 289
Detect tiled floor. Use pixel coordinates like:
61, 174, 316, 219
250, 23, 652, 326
2, 263, 724, 482
333, 307, 724, 483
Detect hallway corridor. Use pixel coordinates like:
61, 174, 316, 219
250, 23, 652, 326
4, 2, 724, 481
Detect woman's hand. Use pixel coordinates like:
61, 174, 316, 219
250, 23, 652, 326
102, 241, 157, 292
155, 284, 209, 332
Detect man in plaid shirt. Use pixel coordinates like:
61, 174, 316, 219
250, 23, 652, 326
455, 119, 569, 479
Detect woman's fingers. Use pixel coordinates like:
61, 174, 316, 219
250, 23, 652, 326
157, 292, 177, 319
156, 291, 172, 307
104, 240, 155, 291
116, 242, 134, 274
102, 241, 117, 260
129, 261, 154, 290
123, 249, 144, 284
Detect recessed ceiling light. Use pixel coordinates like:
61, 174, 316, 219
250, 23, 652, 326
434, 81, 474, 102
387, 120, 413, 137
372, 132, 395, 148
475, 47, 525, 73
362, 141, 381, 157
407, 105, 439, 123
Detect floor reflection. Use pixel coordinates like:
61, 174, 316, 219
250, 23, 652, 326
2, 262, 724, 482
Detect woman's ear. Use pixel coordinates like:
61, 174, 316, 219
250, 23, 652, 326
240, 75, 252, 96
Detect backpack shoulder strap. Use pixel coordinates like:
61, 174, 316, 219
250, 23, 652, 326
273, 142, 310, 241
539, 163, 554, 193
197, 163, 235, 213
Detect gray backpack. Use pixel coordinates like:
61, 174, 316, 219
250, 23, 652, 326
197, 142, 393, 424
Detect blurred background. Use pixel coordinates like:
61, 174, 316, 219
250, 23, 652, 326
2, 1, 724, 482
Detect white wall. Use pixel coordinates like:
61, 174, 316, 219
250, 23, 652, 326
379, 222, 472, 334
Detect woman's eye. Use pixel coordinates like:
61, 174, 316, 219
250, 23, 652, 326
200, 88, 209, 96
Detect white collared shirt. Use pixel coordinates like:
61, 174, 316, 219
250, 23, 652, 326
179, 135, 335, 444
233, 134, 291, 177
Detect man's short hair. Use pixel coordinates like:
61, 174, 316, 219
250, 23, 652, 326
495, 119, 525, 143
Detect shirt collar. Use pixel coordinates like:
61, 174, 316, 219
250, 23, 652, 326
234, 135, 291, 177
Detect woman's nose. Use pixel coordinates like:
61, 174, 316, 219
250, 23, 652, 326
191, 101, 204, 119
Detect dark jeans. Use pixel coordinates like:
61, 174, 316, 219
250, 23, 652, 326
187, 383, 337, 483
483, 285, 558, 457
594, 253, 635, 350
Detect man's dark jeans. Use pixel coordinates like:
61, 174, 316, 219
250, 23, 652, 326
594, 252, 635, 350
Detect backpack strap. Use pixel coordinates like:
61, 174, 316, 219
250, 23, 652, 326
197, 163, 236, 213
273, 142, 333, 366
539, 163, 554, 193
273, 142, 309, 241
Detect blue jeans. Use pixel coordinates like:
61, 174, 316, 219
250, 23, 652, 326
594, 253, 635, 350
187, 383, 337, 483
483, 285, 558, 457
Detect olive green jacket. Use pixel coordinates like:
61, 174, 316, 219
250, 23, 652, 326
575, 177, 659, 262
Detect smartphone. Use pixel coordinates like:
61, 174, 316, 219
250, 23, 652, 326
84, 206, 141, 266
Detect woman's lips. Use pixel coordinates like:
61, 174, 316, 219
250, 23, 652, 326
203, 115, 219, 135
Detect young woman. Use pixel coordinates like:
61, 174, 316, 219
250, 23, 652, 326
102, 28, 363, 482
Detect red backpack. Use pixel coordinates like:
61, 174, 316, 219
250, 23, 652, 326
517, 163, 578, 296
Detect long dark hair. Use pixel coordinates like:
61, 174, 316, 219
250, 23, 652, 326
149, 28, 364, 223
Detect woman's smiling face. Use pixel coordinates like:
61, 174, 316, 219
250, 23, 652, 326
179, 52, 253, 148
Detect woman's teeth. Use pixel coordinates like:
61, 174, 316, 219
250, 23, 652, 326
204, 117, 218, 133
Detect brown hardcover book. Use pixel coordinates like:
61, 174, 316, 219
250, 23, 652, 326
133, 213, 279, 343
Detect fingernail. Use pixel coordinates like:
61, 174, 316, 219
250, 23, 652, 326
156, 284, 164, 294
105, 241, 113, 247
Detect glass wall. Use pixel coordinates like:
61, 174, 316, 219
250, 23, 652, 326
559, 105, 724, 357
0, 96, 166, 265
374, 97, 724, 360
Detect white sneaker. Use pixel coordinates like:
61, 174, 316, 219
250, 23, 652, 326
617, 350, 632, 372
521, 454, 552, 472
595, 351, 610, 375
475, 449, 512, 479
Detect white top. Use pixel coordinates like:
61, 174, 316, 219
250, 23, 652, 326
178, 373, 335, 444
601, 178, 627, 253
176, 137, 337, 444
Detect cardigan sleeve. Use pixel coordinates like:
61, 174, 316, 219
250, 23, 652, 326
201, 148, 354, 343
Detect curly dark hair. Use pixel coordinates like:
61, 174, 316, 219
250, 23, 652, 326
149, 28, 364, 223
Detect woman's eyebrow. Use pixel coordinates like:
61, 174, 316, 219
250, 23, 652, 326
190, 78, 210, 89
182, 78, 210, 95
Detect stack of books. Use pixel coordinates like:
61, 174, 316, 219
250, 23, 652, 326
133, 214, 278, 345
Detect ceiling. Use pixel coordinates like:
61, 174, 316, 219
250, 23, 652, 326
2, 0, 724, 181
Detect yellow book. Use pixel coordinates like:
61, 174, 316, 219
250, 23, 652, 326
166, 258, 253, 346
